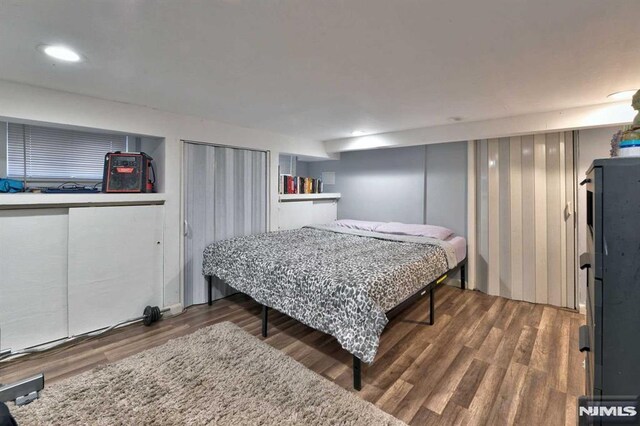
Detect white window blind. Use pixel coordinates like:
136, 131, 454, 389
7, 123, 127, 180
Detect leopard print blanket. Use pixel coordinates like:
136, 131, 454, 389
202, 226, 453, 363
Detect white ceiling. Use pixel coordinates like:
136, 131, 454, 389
0, 0, 638, 141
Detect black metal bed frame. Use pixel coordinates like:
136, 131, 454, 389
207, 258, 466, 391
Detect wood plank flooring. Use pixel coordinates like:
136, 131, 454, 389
0, 286, 584, 425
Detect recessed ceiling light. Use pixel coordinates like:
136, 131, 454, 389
351, 130, 366, 136
38, 44, 83, 62
607, 90, 637, 101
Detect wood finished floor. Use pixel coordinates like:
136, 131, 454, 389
1, 285, 584, 425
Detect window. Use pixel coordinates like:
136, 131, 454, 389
7, 123, 128, 180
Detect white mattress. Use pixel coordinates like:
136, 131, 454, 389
445, 235, 467, 264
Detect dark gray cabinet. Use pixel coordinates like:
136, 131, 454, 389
581, 157, 640, 398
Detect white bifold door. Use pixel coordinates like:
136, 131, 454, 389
183, 142, 268, 306
474, 132, 576, 308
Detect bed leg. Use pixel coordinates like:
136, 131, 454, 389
207, 276, 213, 306
429, 287, 435, 325
353, 355, 362, 391
262, 305, 269, 337
460, 262, 466, 290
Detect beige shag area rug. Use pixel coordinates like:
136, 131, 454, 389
12, 322, 404, 426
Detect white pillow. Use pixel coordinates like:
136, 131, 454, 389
375, 222, 454, 240
332, 219, 385, 232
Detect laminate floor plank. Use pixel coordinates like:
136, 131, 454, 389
449, 358, 490, 409
513, 367, 550, 426
0, 287, 585, 425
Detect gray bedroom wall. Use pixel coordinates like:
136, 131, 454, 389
308, 145, 427, 224
307, 141, 468, 235
296, 160, 310, 177
425, 142, 467, 237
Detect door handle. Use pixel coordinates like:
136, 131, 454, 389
184, 220, 189, 237
579, 325, 590, 352
564, 202, 573, 220
579, 253, 591, 270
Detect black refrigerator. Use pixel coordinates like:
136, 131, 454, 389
581, 157, 640, 401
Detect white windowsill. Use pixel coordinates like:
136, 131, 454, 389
0, 193, 166, 209
278, 193, 341, 201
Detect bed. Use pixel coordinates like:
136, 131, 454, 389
202, 221, 467, 390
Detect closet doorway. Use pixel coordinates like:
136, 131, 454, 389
473, 132, 577, 308
183, 141, 268, 306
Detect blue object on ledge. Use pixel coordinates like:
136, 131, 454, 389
0, 179, 25, 193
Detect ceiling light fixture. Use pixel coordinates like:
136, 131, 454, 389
39, 44, 83, 62
607, 90, 637, 101
351, 130, 366, 136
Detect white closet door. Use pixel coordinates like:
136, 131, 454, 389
67, 205, 164, 335
474, 132, 576, 308
183, 142, 267, 306
0, 209, 69, 351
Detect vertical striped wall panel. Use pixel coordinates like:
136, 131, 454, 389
509, 136, 523, 301
184, 143, 268, 306
477, 141, 489, 292
498, 138, 511, 298
474, 132, 576, 307
487, 139, 500, 296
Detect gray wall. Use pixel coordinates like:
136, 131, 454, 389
296, 160, 309, 177
308, 145, 427, 224
308, 141, 467, 237
425, 142, 467, 236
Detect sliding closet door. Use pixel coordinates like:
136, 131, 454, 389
183, 142, 267, 306
474, 132, 576, 308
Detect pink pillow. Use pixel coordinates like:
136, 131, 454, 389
333, 219, 385, 232
375, 222, 454, 240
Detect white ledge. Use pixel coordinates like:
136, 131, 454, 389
324, 101, 633, 153
278, 193, 341, 202
0, 193, 166, 209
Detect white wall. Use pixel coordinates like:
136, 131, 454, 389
325, 101, 634, 153
0, 78, 629, 312
0, 80, 329, 308
576, 125, 622, 306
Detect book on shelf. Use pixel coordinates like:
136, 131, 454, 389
279, 174, 323, 195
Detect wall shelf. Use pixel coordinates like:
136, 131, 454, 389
278, 193, 341, 202
0, 193, 166, 209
